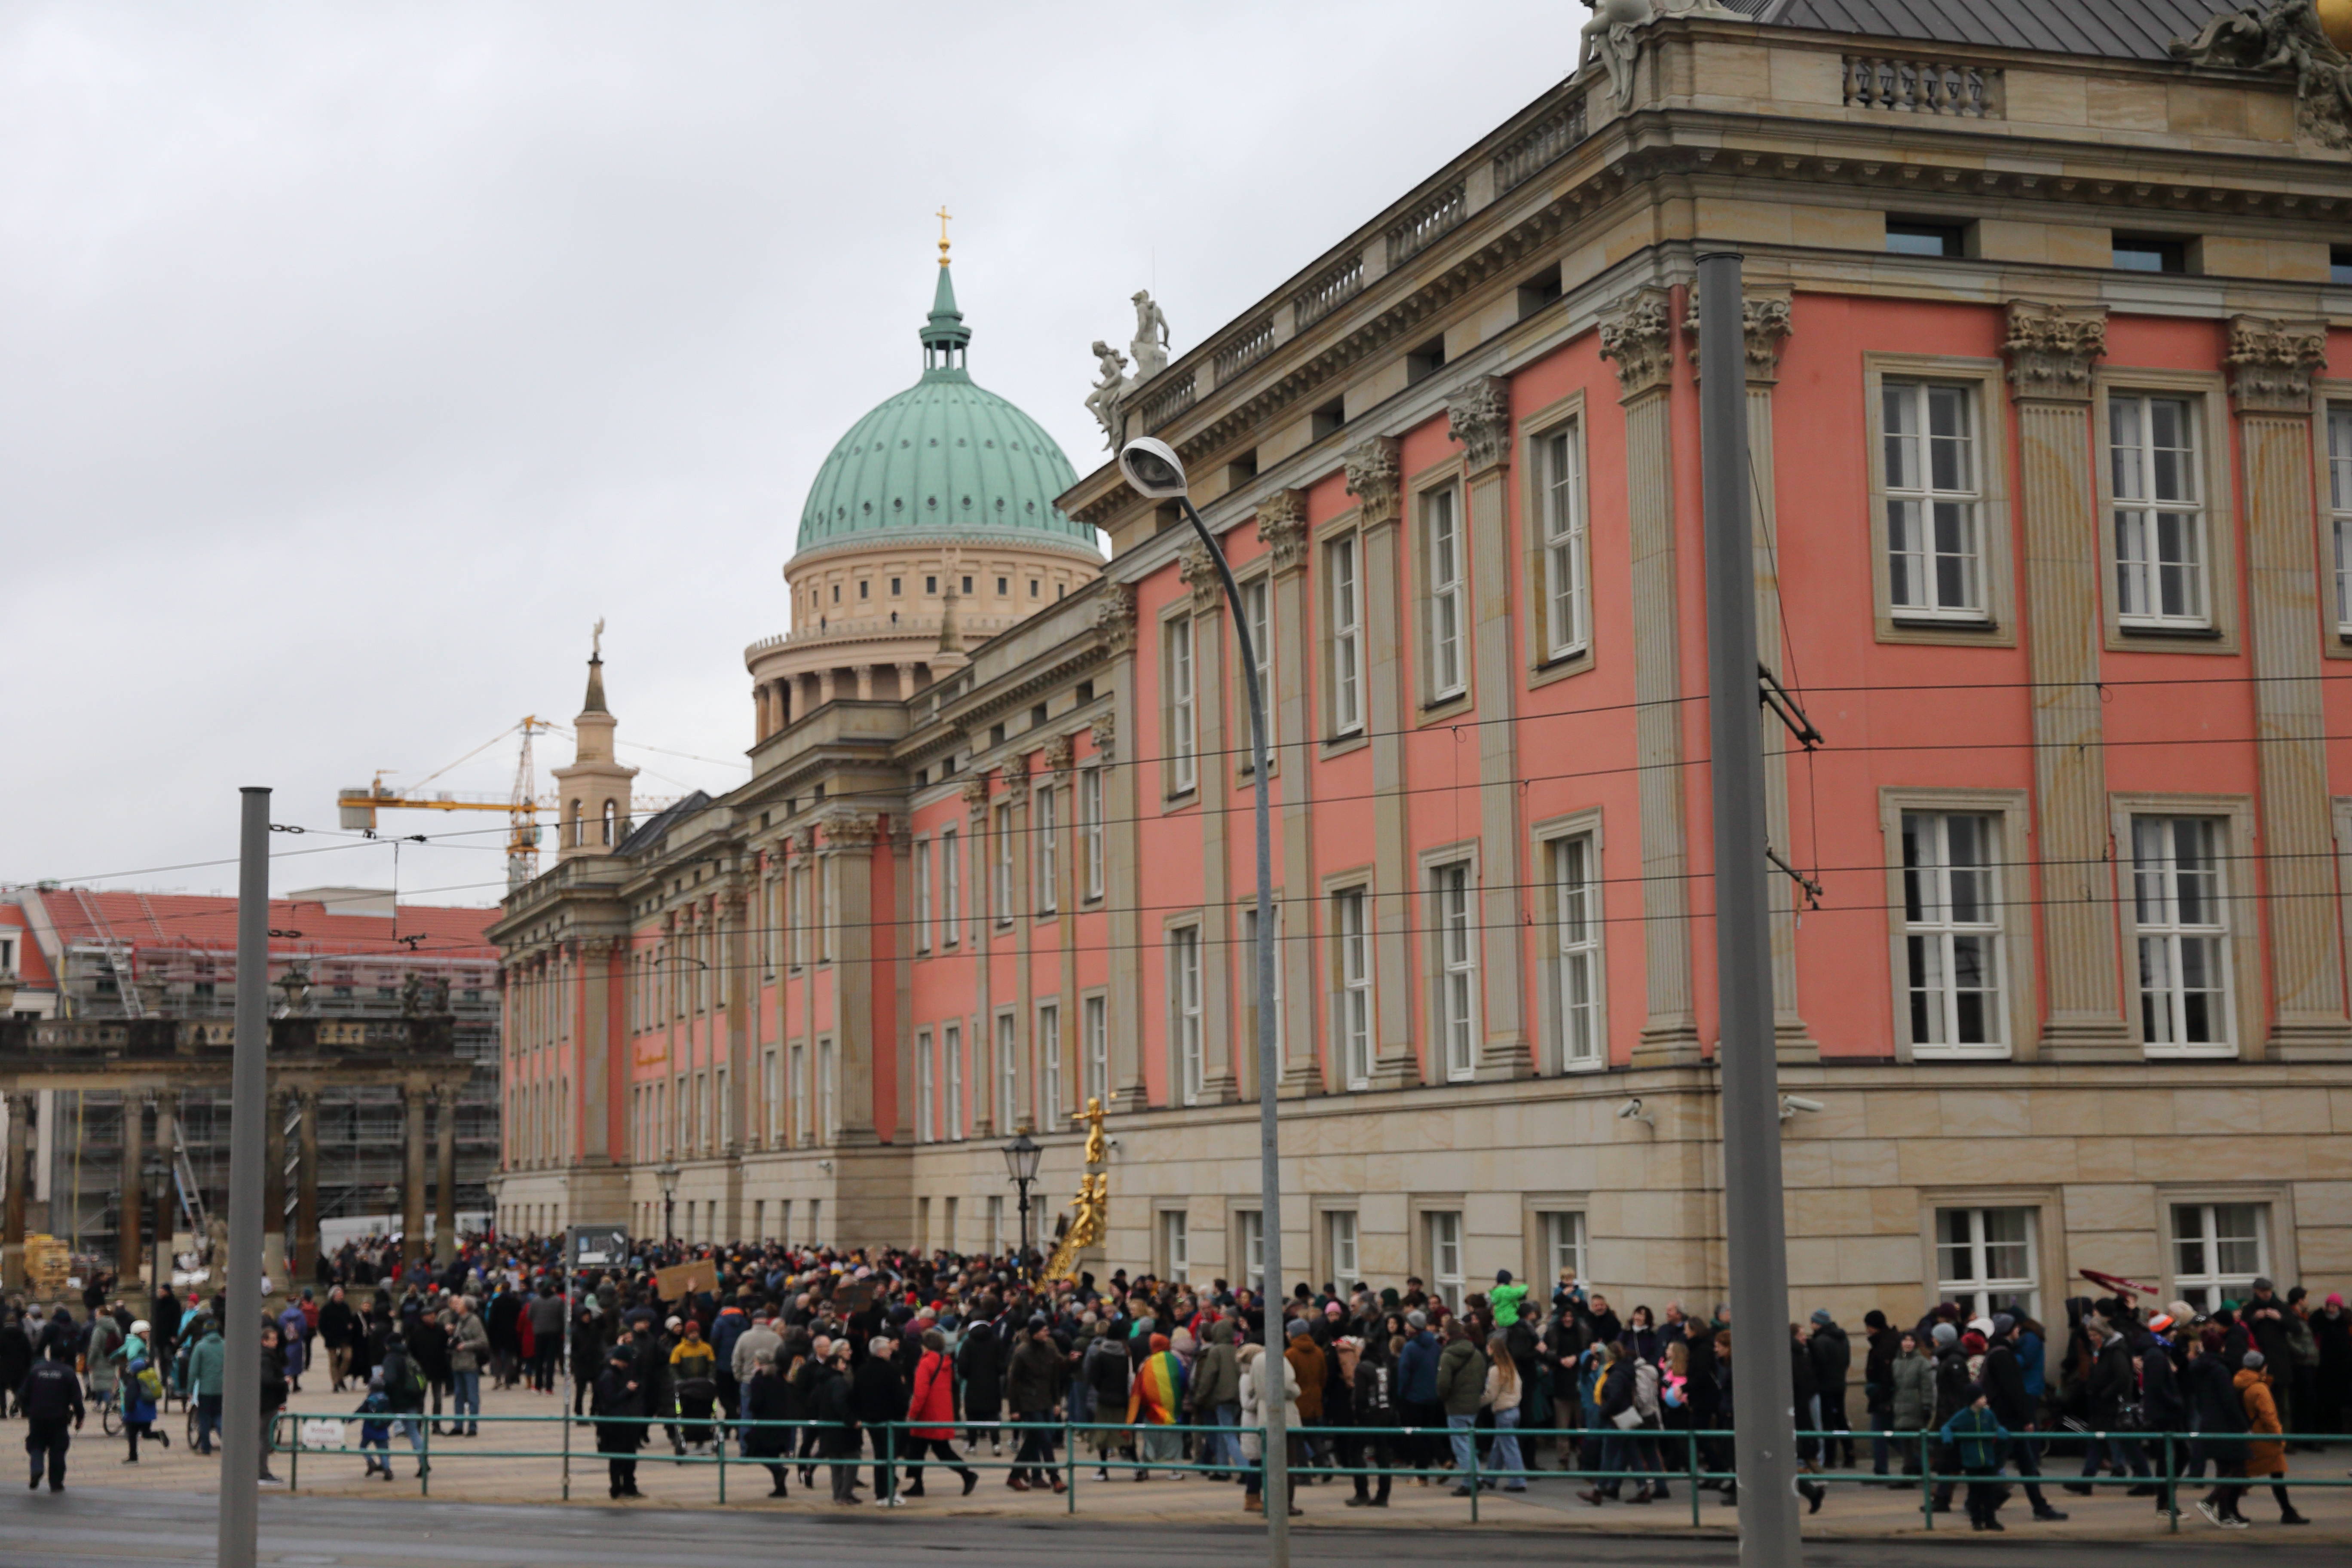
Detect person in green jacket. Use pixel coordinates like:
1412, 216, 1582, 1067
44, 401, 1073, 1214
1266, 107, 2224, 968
1434, 1321, 1488, 1495
1489, 1271, 1528, 1330
1889, 1331, 1935, 1479
1938, 1385, 2012, 1531
182, 1319, 227, 1455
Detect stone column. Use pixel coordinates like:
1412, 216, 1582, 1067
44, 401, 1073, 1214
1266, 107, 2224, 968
1091, 588, 1149, 1106
401, 1086, 428, 1271
150, 1089, 176, 1265
294, 1087, 320, 1285
1449, 376, 1535, 1079
581, 937, 614, 1164
2228, 316, 2352, 1058
1259, 491, 1323, 1096
1180, 545, 1240, 1105
895, 662, 917, 700
1, 1092, 24, 1291
433, 1083, 459, 1265
117, 1088, 145, 1286
855, 666, 875, 701
2003, 301, 2128, 1059
1347, 438, 1422, 1089
1688, 291, 1817, 1060
261, 1086, 288, 1293
818, 670, 836, 706
823, 808, 883, 1142
1600, 289, 1700, 1064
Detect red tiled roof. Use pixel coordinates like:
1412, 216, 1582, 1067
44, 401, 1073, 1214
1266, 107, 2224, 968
0, 906, 56, 986
37, 889, 497, 962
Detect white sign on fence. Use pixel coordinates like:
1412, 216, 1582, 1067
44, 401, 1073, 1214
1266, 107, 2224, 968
298, 1419, 348, 1451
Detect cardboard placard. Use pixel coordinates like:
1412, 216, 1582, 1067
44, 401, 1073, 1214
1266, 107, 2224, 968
831, 1280, 876, 1316
655, 1259, 718, 1301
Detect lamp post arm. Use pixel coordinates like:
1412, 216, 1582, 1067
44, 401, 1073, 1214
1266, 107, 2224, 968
1174, 495, 1286, 1566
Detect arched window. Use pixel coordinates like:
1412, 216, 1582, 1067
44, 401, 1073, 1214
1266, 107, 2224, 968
567, 800, 582, 847
601, 800, 617, 845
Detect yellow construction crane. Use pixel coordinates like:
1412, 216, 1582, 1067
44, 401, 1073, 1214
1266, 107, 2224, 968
338, 718, 551, 890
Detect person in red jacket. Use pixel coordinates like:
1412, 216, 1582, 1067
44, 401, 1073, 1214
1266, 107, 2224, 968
901, 1330, 977, 1498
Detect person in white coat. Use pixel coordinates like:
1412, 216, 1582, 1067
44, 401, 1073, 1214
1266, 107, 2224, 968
1238, 1341, 1302, 1517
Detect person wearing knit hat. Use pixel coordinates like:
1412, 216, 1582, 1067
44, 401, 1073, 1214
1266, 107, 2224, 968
1931, 1322, 1958, 1349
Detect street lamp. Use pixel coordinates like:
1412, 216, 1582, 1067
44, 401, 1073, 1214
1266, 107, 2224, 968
1000, 1131, 1041, 1276
142, 1148, 171, 1300
274, 965, 310, 1019
1118, 436, 1290, 1547
655, 1161, 680, 1246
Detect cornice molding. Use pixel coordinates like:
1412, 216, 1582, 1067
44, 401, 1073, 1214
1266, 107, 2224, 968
2001, 300, 2108, 403
2226, 312, 2330, 413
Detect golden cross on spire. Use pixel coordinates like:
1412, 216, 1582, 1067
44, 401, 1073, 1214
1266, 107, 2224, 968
936, 205, 952, 266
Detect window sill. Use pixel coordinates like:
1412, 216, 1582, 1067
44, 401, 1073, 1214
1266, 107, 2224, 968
2118, 622, 2222, 641
1890, 614, 1997, 632
1534, 648, 1592, 674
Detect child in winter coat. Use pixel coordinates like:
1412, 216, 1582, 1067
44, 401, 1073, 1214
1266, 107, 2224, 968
356, 1372, 395, 1479
1938, 1385, 2011, 1532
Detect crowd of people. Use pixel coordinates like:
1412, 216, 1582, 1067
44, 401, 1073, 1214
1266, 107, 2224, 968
5, 1231, 2347, 1532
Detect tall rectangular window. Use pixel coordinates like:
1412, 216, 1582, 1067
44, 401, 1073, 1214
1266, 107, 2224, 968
1237, 1208, 1265, 1292
1540, 1210, 1586, 1285
1540, 425, 1589, 658
2110, 393, 2208, 627
993, 803, 1015, 924
940, 827, 961, 943
1035, 782, 1059, 913
1161, 1210, 1190, 1280
1551, 834, 1602, 1071
987, 1195, 1005, 1255
1426, 1210, 1464, 1306
1883, 380, 1984, 617
2332, 406, 2352, 632
1936, 1206, 2037, 1319
790, 1044, 805, 1142
1326, 1210, 1359, 1281
762, 1049, 778, 1144
996, 1011, 1018, 1132
914, 838, 933, 952
1422, 487, 1467, 699
1334, 887, 1372, 1091
2132, 816, 2233, 1054
1170, 925, 1204, 1106
1326, 535, 1363, 735
816, 858, 835, 963
1431, 860, 1478, 1081
1902, 812, 2005, 1056
1081, 768, 1105, 900
1038, 1002, 1062, 1127
1239, 575, 1273, 769
915, 1030, 934, 1144
1082, 994, 1108, 1106
1167, 617, 1197, 794
787, 868, 807, 969
944, 1022, 965, 1140
2171, 1202, 2269, 1312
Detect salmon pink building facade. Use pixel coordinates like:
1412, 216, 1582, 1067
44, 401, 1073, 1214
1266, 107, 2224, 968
490, 1, 2352, 1320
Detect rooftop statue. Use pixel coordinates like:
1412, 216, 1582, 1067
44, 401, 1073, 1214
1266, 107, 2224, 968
1084, 340, 1130, 450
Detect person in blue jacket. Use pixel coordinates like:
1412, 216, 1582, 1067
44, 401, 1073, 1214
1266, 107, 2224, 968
1939, 1384, 2012, 1532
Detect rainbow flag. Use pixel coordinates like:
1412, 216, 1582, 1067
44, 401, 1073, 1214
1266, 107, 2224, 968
1127, 1350, 1186, 1424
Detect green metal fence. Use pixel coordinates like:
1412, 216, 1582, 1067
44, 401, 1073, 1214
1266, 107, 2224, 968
269, 1411, 2349, 1530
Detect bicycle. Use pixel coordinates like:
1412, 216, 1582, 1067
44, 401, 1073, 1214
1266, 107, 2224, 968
96, 1386, 123, 1439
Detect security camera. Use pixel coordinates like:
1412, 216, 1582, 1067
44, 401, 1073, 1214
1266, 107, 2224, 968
1617, 1097, 1643, 1119
1778, 1094, 1824, 1120
1119, 437, 1189, 499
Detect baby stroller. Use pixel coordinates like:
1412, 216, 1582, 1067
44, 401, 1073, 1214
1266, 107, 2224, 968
674, 1375, 719, 1455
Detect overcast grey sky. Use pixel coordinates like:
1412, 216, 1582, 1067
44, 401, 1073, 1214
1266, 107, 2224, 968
4, 1, 1571, 907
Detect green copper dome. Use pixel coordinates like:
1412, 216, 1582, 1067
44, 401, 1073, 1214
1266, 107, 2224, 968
793, 264, 1096, 559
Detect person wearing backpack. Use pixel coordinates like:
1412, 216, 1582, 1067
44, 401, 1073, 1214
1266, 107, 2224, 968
118, 1349, 165, 1464
1344, 1332, 1397, 1508
379, 1329, 429, 1478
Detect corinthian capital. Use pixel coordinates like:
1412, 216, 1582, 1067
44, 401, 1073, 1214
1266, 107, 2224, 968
1091, 581, 1138, 656
1342, 437, 1403, 530
820, 808, 881, 850
2226, 315, 2328, 414
1682, 291, 1793, 383
960, 777, 992, 816
1178, 544, 1222, 614
1255, 489, 1309, 574
2001, 300, 2107, 403
1088, 712, 1117, 763
1446, 375, 1512, 474
1599, 288, 1676, 401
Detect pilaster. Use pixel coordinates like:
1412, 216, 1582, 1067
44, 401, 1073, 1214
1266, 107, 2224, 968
963, 777, 996, 1129
2003, 300, 2130, 1060
1602, 288, 1700, 1065
823, 808, 885, 1142
1261, 490, 1325, 1097
2228, 315, 2352, 1059
1184, 549, 1241, 1106
1348, 437, 1422, 1090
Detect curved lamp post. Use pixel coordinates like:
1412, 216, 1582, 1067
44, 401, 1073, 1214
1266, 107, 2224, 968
1119, 436, 1289, 1558
655, 1161, 681, 1246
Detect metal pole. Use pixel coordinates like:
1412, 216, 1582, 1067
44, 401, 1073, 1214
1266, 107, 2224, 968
217, 787, 271, 1568
1696, 250, 1802, 1568
1176, 494, 1286, 1565
562, 1232, 573, 1499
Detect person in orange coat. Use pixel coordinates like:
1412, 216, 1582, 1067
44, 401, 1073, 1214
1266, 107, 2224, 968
2233, 1352, 2307, 1526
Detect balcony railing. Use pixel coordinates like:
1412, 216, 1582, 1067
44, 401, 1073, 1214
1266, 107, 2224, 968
1213, 315, 1277, 384
1292, 251, 1364, 330
1137, 370, 1197, 432
1844, 56, 2003, 117
1495, 97, 1588, 195
1386, 181, 1466, 270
